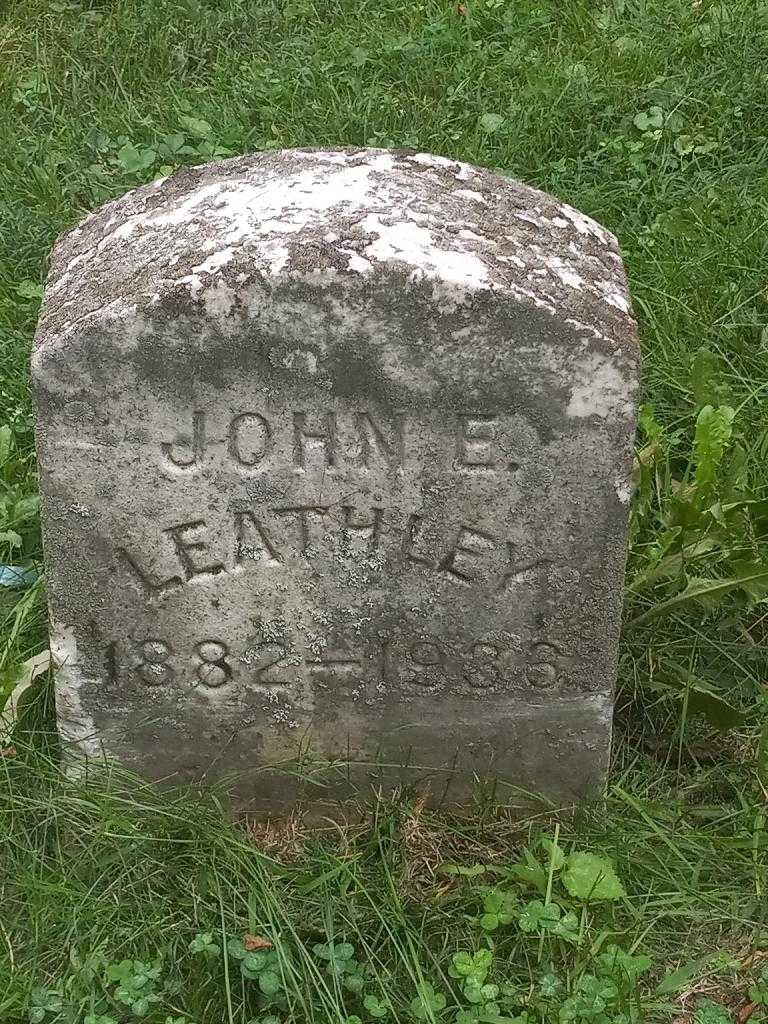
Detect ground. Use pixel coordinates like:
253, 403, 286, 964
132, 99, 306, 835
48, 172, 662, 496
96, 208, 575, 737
1, 1, 768, 1022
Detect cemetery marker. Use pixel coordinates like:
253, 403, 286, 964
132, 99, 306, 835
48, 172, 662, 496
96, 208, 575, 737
33, 149, 639, 812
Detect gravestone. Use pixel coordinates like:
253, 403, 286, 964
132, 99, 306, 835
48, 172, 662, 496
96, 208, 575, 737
33, 148, 639, 813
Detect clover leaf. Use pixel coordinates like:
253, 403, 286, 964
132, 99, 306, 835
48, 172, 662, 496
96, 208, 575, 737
363, 994, 389, 1018
189, 932, 220, 959
410, 982, 447, 1019
518, 900, 561, 934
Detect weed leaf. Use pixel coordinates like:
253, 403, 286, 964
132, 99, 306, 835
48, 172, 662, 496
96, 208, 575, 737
562, 853, 625, 902
627, 566, 768, 630
479, 113, 505, 133
694, 405, 735, 491
647, 660, 746, 730
656, 956, 711, 994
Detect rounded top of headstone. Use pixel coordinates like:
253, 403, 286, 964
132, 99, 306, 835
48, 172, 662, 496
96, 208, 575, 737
36, 147, 636, 354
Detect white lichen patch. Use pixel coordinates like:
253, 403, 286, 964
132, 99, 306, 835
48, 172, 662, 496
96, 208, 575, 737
190, 247, 236, 276
347, 253, 373, 274
359, 213, 490, 289
564, 318, 616, 346
566, 351, 634, 419
503, 279, 558, 316
497, 253, 526, 270
338, 247, 374, 274
50, 622, 102, 758
558, 203, 614, 246
278, 348, 319, 374
594, 279, 631, 313
453, 188, 488, 205
202, 280, 236, 317
614, 477, 633, 506
546, 257, 585, 291
68, 502, 92, 517
48, 271, 72, 297
514, 211, 548, 229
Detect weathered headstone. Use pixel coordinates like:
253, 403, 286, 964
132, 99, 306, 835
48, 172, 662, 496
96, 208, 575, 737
33, 148, 639, 813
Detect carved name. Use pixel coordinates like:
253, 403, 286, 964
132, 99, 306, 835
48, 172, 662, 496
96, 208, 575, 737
160, 409, 521, 473
117, 505, 548, 597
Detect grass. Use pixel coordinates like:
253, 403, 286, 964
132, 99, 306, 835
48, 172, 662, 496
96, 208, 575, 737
2, 734, 768, 1024
1, 0, 768, 1020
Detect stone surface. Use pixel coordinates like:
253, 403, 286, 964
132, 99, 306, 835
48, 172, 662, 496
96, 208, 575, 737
33, 148, 639, 813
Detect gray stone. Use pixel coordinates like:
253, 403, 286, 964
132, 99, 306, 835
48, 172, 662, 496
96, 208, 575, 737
33, 148, 639, 814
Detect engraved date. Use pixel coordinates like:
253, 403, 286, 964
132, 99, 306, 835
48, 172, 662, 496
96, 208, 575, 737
107, 630, 570, 696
